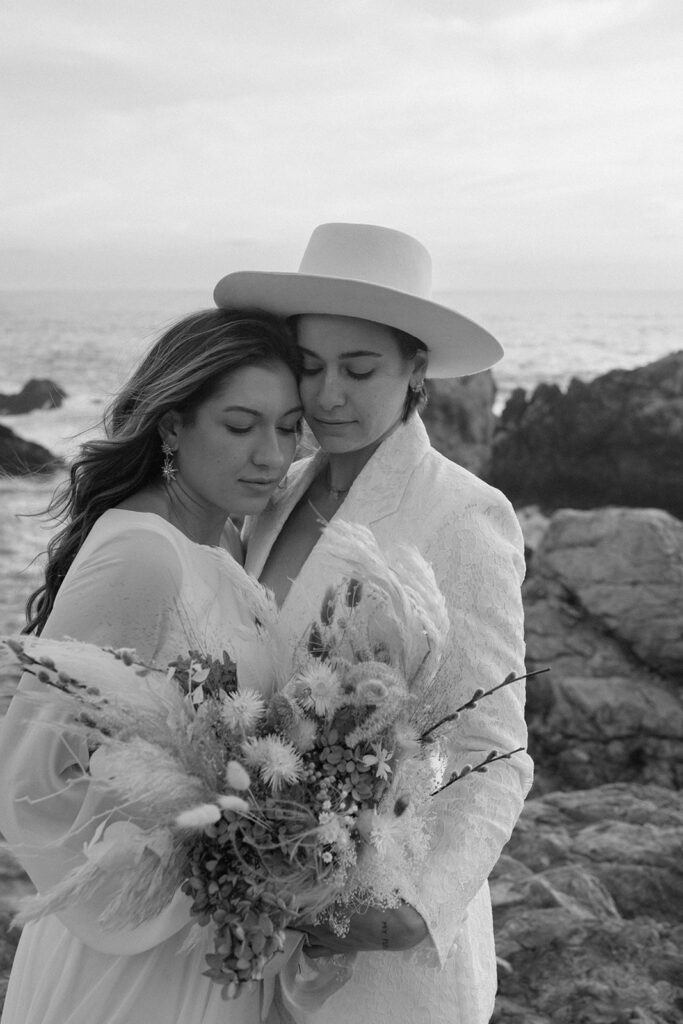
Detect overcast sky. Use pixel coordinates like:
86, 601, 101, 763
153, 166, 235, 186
2, 0, 681, 291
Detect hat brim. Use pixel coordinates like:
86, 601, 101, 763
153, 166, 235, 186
213, 271, 502, 378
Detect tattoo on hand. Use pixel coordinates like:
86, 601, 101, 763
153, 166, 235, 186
381, 920, 389, 950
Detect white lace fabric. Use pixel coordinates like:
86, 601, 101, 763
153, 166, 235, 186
245, 415, 533, 1024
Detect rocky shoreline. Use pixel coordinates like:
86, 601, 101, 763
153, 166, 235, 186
2, 354, 682, 1019
0, 378, 66, 476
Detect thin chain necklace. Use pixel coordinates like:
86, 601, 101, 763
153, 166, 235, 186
322, 465, 351, 501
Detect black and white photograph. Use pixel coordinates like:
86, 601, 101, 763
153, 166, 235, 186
1, 2, 682, 1022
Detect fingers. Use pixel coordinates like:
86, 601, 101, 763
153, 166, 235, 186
303, 943, 336, 959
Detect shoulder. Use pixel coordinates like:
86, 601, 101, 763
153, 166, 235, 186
413, 446, 518, 520
396, 448, 525, 579
72, 510, 185, 586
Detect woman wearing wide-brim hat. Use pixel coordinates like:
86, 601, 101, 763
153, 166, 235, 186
215, 223, 532, 1024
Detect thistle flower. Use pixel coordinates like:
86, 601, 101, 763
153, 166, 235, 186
242, 736, 304, 792
176, 803, 221, 829
287, 716, 318, 752
220, 688, 266, 731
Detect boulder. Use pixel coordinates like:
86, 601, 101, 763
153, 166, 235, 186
0, 378, 66, 415
523, 508, 683, 791
422, 371, 496, 477
534, 508, 683, 679
515, 505, 550, 559
489, 351, 683, 518
0, 424, 62, 475
492, 784, 683, 1024
0, 843, 33, 1014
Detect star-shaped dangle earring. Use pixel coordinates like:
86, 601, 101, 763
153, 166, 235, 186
161, 441, 177, 483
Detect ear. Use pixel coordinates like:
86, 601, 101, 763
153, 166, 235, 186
158, 410, 182, 449
409, 349, 429, 387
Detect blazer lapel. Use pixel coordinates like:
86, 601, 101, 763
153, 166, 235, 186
243, 452, 323, 577
244, 415, 431, 578
337, 415, 430, 528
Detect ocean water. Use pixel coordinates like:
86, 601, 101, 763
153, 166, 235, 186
1, 287, 682, 643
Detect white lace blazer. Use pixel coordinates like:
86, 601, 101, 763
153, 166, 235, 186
244, 414, 533, 1024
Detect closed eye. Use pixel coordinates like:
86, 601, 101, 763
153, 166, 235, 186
300, 365, 374, 380
278, 418, 303, 434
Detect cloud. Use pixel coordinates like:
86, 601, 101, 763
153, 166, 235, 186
1, 0, 681, 288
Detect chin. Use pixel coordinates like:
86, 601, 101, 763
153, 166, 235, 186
313, 437, 355, 454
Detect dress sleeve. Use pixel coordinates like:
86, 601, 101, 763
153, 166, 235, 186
401, 490, 533, 967
0, 525, 193, 955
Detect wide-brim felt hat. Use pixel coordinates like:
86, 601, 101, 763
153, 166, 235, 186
213, 222, 503, 378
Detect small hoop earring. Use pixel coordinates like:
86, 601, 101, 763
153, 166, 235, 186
161, 441, 177, 483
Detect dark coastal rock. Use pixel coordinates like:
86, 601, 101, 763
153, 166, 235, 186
422, 371, 496, 477
0, 378, 66, 415
523, 508, 683, 792
515, 505, 551, 559
492, 784, 683, 1024
489, 351, 683, 518
0, 424, 62, 475
0, 843, 33, 1012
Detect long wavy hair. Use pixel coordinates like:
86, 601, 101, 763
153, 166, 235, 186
25, 308, 301, 635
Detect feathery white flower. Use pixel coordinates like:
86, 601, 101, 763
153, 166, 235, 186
242, 736, 304, 792
225, 760, 251, 791
220, 688, 266, 731
368, 811, 408, 855
175, 803, 221, 829
217, 794, 250, 814
290, 662, 344, 718
362, 743, 393, 779
316, 812, 351, 848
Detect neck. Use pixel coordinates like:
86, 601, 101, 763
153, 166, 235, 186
130, 482, 225, 546
166, 488, 225, 546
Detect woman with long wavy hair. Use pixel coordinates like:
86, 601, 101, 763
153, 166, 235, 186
0, 308, 303, 1024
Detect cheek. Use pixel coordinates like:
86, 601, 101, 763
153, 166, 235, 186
360, 380, 404, 421
298, 378, 317, 410
283, 434, 299, 463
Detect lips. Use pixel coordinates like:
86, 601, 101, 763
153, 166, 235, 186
241, 478, 279, 486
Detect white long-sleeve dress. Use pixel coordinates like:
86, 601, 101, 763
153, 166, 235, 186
0, 509, 284, 1024
244, 415, 533, 1024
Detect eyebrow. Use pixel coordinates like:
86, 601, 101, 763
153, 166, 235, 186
299, 347, 383, 359
222, 404, 303, 415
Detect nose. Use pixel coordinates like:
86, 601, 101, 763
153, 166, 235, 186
316, 369, 346, 411
252, 427, 288, 470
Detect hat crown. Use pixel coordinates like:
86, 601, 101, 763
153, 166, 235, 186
298, 223, 433, 299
